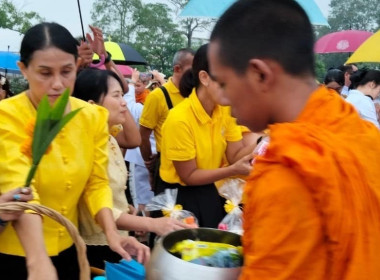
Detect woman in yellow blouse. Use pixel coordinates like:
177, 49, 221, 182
0, 22, 149, 280
0, 188, 33, 234
159, 44, 254, 228
73, 68, 193, 269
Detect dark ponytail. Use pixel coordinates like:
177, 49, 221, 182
179, 44, 210, 98
350, 69, 380, 90
179, 69, 195, 98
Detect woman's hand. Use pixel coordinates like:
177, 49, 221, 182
77, 41, 94, 68
150, 70, 166, 85
106, 231, 150, 265
131, 68, 140, 84
151, 217, 197, 236
0, 188, 33, 222
231, 153, 253, 176
87, 25, 106, 58
128, 204, 138, 216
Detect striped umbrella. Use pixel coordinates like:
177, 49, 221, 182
93, 41, 147, 66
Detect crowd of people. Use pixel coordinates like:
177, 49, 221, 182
1, 0, 380, 279
322, 64, 380, 127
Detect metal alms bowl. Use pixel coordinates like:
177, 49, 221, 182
146, 228, 243, 280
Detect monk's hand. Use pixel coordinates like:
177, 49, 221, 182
231, 153, 253, 176
107, 231, 150, 265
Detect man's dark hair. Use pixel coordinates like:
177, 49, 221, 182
210, 0, 315, 76
337, 64, 356, 75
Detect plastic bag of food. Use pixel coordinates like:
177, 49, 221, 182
217, 178, 245, 235
251, 136, 270, 165
170, 239, 243, 268
145, 189, 198, 226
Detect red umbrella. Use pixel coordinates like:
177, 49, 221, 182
97, 64, 133, 76
314, 30, 373, 54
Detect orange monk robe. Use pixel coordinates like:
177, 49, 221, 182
241, 86, 380, 280
135, 89, 150, 104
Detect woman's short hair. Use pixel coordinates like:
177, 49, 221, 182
73, 68, 124, 103
20, 22, 79, 67
324, 69, 344, 86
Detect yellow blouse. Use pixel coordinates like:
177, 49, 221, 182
139, 78, 184, 152
79, 136, 129, 245
160, 89, 242, 185
0, 92, 113, 256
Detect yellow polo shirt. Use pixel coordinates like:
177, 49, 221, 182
0, 93, 113, 256
139, 78, 184, 152
160, 89, 242, 185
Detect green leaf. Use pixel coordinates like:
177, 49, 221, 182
32, 96, 51, 160
50, 89, 70, 121
34, 108, 82, 165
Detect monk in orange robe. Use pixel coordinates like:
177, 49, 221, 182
209, 0, 380, 279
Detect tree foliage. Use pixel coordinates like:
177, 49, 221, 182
328, 0, 380, 32
133, 3, 185, 76
91, 0, 142, 43
0, 0, 43, 33
91, 0, 186, 75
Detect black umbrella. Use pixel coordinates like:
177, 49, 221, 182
93, 41, 147, 66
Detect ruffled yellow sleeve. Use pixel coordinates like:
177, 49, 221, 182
81, 105, 113, 218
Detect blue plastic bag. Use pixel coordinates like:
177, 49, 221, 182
105, 259, 145, 280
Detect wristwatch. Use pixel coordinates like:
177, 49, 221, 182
104, 51, 112, 64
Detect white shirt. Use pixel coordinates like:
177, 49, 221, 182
341, 85, 350, 97
346, 89, 380, 128
124, 85, 156, 165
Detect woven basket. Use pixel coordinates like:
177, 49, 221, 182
0, 202, 90, 280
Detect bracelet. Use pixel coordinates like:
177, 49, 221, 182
104, 51, 112, 64
89, 53, 105, 68
0, 217, 8, 227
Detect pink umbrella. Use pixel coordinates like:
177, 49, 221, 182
314, 30, 373, 54
97, 64, 133, 76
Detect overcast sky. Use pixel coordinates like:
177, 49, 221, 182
1, 0, 331, 52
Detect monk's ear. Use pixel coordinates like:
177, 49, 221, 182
246, 59, 274, 92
